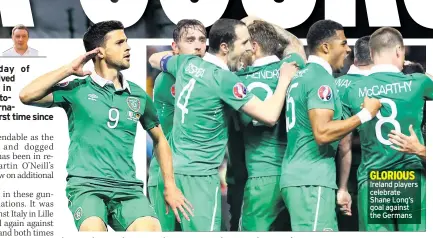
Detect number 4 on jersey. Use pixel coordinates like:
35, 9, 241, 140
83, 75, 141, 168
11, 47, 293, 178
177, 78, 196, 123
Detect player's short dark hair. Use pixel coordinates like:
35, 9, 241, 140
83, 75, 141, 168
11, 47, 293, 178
83, 20, 124, 52
208, 18, 246, 54
354, 36, 372, 65
248, 20, 283, 57
402, 62, 425, 74
306, 20, 344, 54
173, 19, 206, 43
369, 27, 404, 56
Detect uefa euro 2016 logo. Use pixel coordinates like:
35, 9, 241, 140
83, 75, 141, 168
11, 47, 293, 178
318, 85, 333, 101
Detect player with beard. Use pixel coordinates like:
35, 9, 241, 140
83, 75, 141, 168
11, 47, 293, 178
147, 19, 207, 231
148, 18, 298, 231
19, 20, 190, 232
341, 27, 430, 231
235, 20, 305, 231
223, 49, 252, 231
281, 20, 382, 231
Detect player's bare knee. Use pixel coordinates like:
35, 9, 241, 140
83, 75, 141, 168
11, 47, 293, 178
127, 216, 161, 232
79, 216, 107, 232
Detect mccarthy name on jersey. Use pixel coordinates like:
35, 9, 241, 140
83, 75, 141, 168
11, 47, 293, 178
358, 81, 412, 97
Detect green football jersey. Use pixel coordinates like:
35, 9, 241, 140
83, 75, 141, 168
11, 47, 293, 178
236, 54, 305, 178
335, 70, 366, 193
335, 72, 364, 166
281, 58, 342, 189
342, 66, 432, 185
50, 74, 159, 185
335, 73, 364, 99
153, 72, 176, 135
162, 53, 254, 175
148, 72, 176, 186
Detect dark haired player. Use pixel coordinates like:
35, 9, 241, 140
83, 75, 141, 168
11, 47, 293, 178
341, 27, 430, 231
147, 19, 207, 231
149, 18, 298, 231
19, 20, 190, 232
281, 20, 382, 231
236, 20, 305, 231
334, 36, 373, 231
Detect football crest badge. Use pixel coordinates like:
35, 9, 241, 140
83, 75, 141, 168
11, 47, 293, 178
126, 97, 141, 112
74, 207, 82, 220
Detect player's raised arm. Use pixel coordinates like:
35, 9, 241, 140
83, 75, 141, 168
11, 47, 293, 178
309, 96, 381, 145
241, 16, 306, 61
140, 95, 194, 222
240, 62, 299, 126
272, 24, 306, 61
19, 48, 99, 106
148, 51, 174, 71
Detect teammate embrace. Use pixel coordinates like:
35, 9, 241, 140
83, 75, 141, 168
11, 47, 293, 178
148, 17, 428, 232
20, 16, 428, 232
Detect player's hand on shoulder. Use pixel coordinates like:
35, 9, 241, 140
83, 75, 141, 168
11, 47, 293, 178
337, 189, 352, 216
164, 185, 194, 223
279, 62, 299, 86
67, 48, 100, 77
362, 96, 382, 117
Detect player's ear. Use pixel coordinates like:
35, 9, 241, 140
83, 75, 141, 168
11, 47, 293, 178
171, 42, 179, 55
220, 42, 229, 55
97, 47, 105, 60
395, 46, 400, 59
252, 41, 259, 54
397, 45, 405, 59
321, 43, 330, 54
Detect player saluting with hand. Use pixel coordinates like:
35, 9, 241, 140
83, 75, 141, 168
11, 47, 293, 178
19, 20, 192, 232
